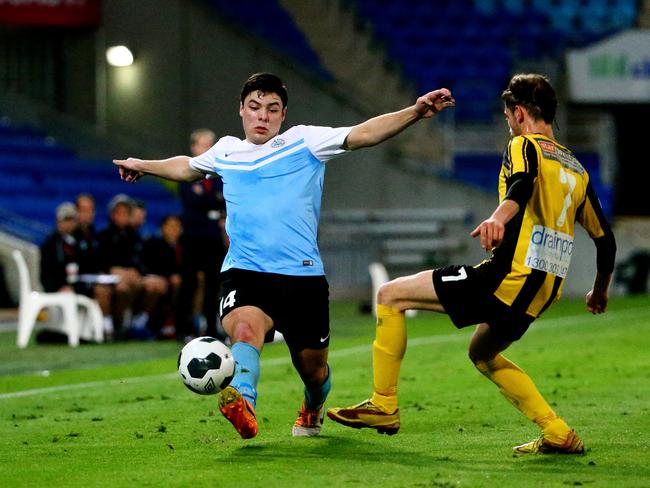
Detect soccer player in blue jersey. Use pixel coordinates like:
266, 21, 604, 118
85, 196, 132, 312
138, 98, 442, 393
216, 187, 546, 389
114, 72, 455, 439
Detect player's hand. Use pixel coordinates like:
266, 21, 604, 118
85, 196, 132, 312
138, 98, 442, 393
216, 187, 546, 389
113, 158, 145, 183
585, 289, 608, 314
470, 218, 505, 252
415, 88, 455, 118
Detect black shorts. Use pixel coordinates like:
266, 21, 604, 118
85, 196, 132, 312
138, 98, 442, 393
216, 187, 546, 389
218, 268, 330, 351
431, 265, 535, 342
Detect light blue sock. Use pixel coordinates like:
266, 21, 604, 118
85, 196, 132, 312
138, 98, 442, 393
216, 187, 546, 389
230, 342, 260, 407
304, 364, 331, 411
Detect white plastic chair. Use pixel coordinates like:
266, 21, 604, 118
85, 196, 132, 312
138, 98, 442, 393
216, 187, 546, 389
368, 262, 417, 318
12, 249, 104, 348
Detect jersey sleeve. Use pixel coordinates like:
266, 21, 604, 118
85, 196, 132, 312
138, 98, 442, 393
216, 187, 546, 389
506, 135, 539, 178
576, 182, 609, 239
576, 181, 611, 239
576, 181, 616, 274
502, 136, 538, 206
298, 125, 353, 162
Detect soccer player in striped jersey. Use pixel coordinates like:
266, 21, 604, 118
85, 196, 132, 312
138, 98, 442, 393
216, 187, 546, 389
328, 73, 616, 454
113, 73, 455, 439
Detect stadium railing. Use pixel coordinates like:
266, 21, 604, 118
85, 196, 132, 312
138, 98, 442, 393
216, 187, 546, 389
319, 207, 470, 299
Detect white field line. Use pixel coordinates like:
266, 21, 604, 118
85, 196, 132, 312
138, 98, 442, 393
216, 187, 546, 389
0, 306, 647, 401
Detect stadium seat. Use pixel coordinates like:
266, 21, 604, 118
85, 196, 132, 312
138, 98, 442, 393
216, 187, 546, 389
0, 175, 37, 196
351, 0, 637, 124
12, 249, 104, 348
207, 0, 330, 78
0, 119, 181, 240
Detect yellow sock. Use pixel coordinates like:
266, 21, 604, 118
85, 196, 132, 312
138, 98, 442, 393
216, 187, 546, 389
475, 354, 571, 440
370, 304, 406, 413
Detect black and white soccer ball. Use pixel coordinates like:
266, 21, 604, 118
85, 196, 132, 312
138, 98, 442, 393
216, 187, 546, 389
178, 337, 235, 395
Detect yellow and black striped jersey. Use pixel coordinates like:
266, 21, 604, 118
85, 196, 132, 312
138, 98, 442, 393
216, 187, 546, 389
477, 134, 615, 318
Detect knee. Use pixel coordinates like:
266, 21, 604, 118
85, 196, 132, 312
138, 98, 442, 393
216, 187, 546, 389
145, 277, 168, 295
117, 274, 142, 293
468, 346, 494, 375
469, 355, 489, 378
231, 321, 263, 345
468, 344, 480, 366
376, 281, 398, 308
94, 285, 111, 301
115, 281, 131, 294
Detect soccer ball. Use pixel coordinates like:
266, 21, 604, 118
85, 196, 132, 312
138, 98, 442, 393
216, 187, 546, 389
178, 337, 235, 395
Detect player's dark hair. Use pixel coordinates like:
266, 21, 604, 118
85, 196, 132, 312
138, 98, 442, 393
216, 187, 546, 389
240, 72, 288, 108
501, 74, 557, 123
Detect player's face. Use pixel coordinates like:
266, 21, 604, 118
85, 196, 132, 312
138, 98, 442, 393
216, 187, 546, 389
504, 105, 521, 137
240, 91, 286, 145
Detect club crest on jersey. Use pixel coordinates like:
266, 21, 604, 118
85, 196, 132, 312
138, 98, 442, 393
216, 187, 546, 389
270, 138, 285, 148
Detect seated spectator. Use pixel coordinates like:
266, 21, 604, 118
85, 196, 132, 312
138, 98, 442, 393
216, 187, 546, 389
74, 193, 100, 277
96, 195, 140, 335
97, 194, 165, 339
40, 202, 79, 293
142, 215, 183, 337
74, 193, 114, 335
131, 198, 149, 239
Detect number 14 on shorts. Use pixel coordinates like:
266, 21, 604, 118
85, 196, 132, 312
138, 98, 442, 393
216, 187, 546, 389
220, 290, 237, 316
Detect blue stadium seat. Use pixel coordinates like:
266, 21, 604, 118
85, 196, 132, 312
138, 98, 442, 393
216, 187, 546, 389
0, 174, 37, 196
207, 0, 330, 79
452, 152, 613, 217
2, 195, 66, 224
351, 0, 637, 124
0, 141, 75, 159
452, 154, 502, 190
0, 120, 182, 240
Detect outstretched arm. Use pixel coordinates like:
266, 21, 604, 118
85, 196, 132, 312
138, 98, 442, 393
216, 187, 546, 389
113, 156, 203, 183
343, 88, 455, 150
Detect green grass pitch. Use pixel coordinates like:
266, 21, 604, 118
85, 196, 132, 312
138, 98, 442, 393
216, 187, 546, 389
0, 295, 649, 487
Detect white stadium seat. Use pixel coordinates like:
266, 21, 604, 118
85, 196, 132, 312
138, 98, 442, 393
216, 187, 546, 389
12, 249, 103, 347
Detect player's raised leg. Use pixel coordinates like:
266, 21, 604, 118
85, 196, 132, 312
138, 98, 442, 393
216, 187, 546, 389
218, 306, 271, 439
469, 324, 584, 454
328, 271, 441, 434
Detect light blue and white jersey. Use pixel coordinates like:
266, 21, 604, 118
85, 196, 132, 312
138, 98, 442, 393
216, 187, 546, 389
189, 125, 353, 276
